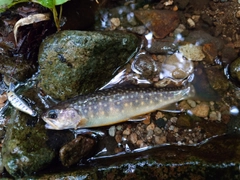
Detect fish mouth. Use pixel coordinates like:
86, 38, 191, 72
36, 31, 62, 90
41, 116, 60, 130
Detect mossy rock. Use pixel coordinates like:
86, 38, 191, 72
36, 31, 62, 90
38, 30, 140, 100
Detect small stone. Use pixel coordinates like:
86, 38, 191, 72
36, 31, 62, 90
123, 128, 131, 136
136, 140, 145, 148
202, 43, 218, 64
236, 10, 240, 19
187, 99, 196, 108
209, 111, 217, 121
190, 103, 210, 118
116, 125, 123, 131
178, 100, 191, 110
108, 126, 116, 137
129, 133, 138, 144
155, 118, 167, 128
179, 44, 205, 61
146, 123, 155, 131
115, 134, 122, 143
154, 136, 167, 144
154, 127, 162, 135
155, 111, 164, 119
110, 18, 120, 28
176, 114, 191, 127
192, 15, 200, 22
187, 18, 195, 28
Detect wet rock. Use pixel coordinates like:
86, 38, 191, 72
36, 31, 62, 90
190, 102, 210, 118
2, 86, 74, 178
179, 44, 205, 61
38, 30, 139, 100
134, 10, 179, 39
229, 57, 240, 83
0, 55, 36, 83
175, 0, 189, 9
222, 46, 238, 64
185, 30, 224, 51
145, 37, 178, 54
205, 67, 229, 93
59, 135, 95, 167
161, 53, 194, 79
201, 14, 213, 26
202, 43, 218, 64
131, 53, 158, 79
176, 114, 191, 128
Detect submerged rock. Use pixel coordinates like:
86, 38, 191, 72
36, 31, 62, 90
134, 10, 179, 39
229, 57, 240, 83
38, 30, 139, 100
59, 135, 96, 167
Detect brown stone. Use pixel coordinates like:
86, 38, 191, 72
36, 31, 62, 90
190, 103, 210, 118
59, 135, 95, 167
134, 10, 179, 39
202, 43, 218, 64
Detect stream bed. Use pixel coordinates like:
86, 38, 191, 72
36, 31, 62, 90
0, 0, 240, 179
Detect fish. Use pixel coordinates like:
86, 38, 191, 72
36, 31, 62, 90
7, 83, 37, 117
41, 84, 195, 130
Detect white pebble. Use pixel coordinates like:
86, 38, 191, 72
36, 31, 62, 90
187, 18, 195, 28
108, 126, 116, 137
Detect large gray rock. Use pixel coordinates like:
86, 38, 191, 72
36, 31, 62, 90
38, 30, 140, 100
2, 87, 74, 178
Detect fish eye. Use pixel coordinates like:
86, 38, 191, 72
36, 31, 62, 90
48, 110, 58, 119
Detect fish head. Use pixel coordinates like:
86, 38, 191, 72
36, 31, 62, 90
41, 107, 83, 130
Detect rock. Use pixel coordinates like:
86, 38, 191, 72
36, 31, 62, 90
176, 114, 191, 127
127, 25, 147, 35
174, 0, 189, 9
201, 14, 213, 26
185, 30, 224, 51
161, 53, 194, 79
154, 136, 167, 144
187, 18, 195, 28
59, 135, 95, 167
131, 53, 158, 79
190, 102, 210, 118
2, 86, 74, 178
108, 126, 116, 137
179, 44, 205, 61
221, 46, 238, 64
230, 57, 240, 83
202, 43, 218, 64
38, 30, 139, 100
205, 67, 229, 93
187, 99, 196, 108
0, 55, 36, 84
134, 10, 179, 39
129, 133, 138, 144
145, 37, 178, 54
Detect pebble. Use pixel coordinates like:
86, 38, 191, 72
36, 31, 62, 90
146, 123, 155, 131
115, 134, 122, 143
123, 127, 131, 136
179, 44, 205, 61
154, 136, 167, 145
108, 126, 116, 137
187, 99, 196, 108
190, 103, 210, 118
129, 133, 138, 144
116, 125, 123, 131
154, 127, 162, 135
187, 18, 195, 28
235, 10, 240, 18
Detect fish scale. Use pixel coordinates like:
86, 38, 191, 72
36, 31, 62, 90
41, 85, 195, 130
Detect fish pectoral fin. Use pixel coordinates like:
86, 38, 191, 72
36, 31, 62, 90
76, 118, 88, 129
128, 113, 151, 122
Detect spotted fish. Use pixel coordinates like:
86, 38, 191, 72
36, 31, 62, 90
41, 85, 195, 130
7, 83, 37, 117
